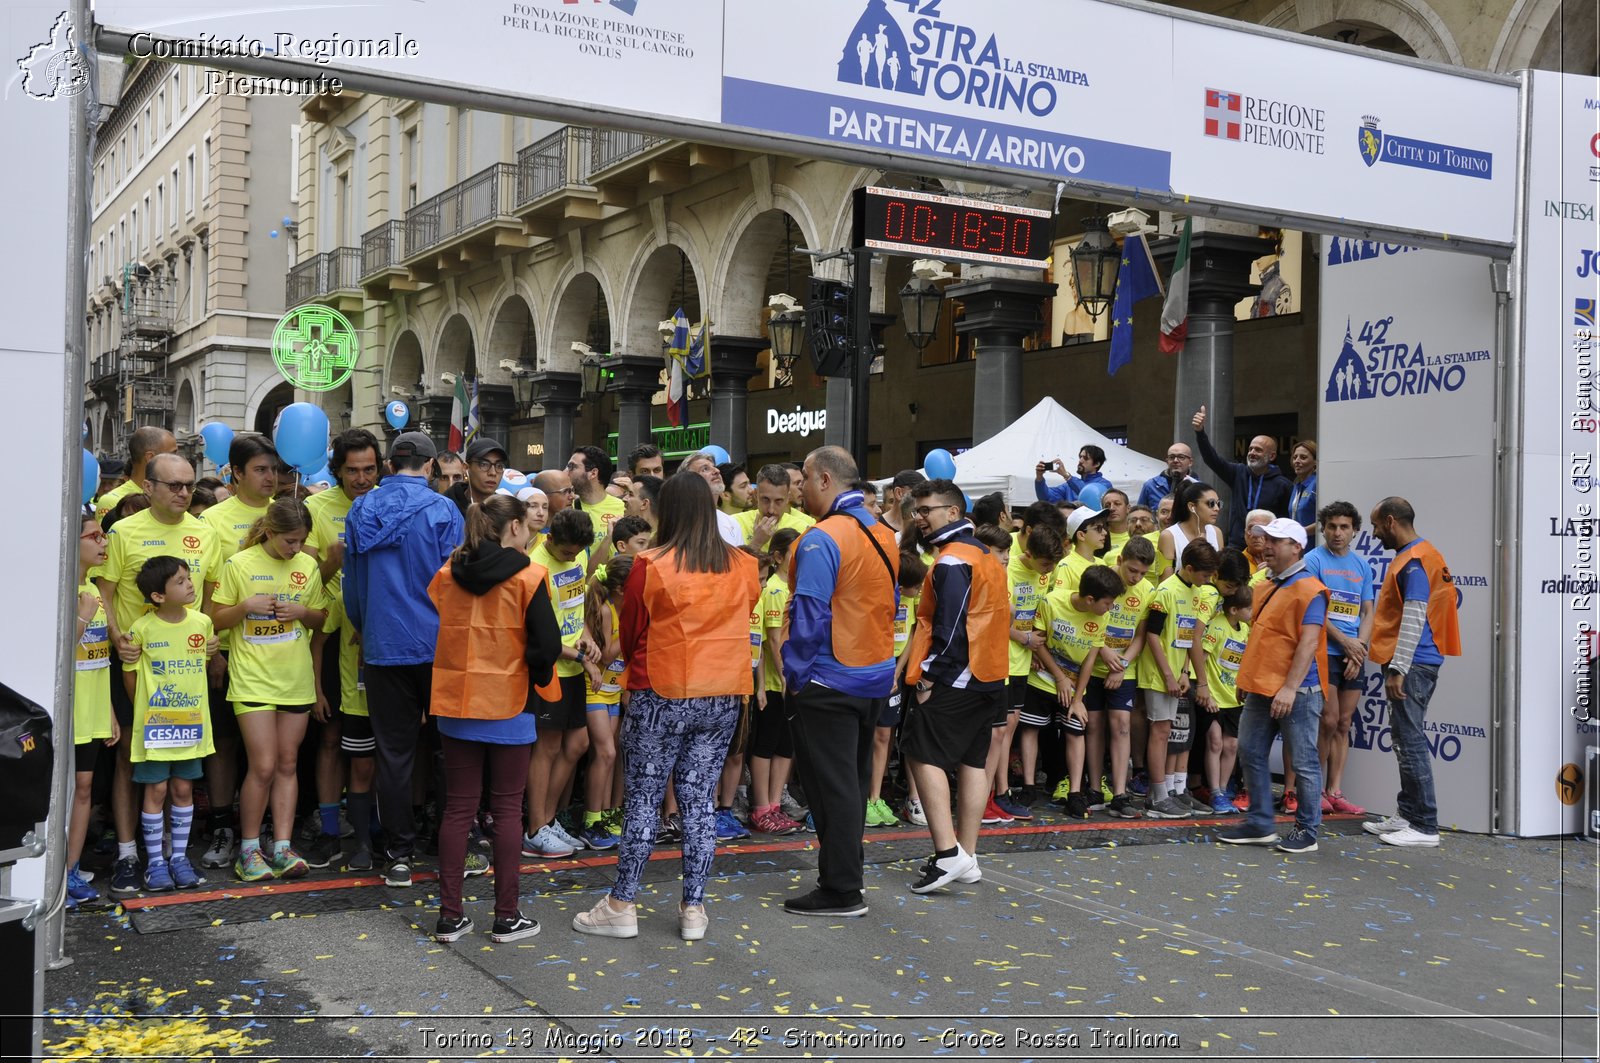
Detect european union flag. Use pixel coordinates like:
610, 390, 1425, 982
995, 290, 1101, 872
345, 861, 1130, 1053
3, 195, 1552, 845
1107, 233, 1164, 376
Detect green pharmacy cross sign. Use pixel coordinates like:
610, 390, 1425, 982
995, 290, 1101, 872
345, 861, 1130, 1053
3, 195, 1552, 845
272, 305, 359, 391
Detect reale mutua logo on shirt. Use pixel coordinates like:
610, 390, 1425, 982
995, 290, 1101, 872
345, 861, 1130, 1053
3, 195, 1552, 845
1324, 317, 1488, 404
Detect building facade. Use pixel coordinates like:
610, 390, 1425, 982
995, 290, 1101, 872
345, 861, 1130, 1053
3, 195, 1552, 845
274, 0, 1589, 481
85, 59, 298, 460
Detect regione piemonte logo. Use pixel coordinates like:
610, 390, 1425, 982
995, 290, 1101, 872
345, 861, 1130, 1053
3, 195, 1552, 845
1204, 89, 1242, 140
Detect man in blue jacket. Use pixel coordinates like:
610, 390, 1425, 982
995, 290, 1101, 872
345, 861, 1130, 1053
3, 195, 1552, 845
1191, 405, 1292, 548
345, 431, 464, 887
1033, 445, 1113, 504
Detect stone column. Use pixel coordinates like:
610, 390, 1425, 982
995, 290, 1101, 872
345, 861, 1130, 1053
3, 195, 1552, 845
822, 312, 895, 454
530, 370, 582, 470
708, 335, 765, 462
420, 394, 454, 453
1151, 232, 1275, 509
474, 383, 514, 451
601, 354, 664, 464
945, 278, 1057, 445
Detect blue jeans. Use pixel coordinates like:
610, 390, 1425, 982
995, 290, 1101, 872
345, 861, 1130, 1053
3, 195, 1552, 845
1238, 689, 1324, 836
1388, 664, 1440, 834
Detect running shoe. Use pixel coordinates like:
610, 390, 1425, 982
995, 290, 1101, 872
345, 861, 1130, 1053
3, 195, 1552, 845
1145, 796, 1191, 820
863, 799, 893, 828
434, 915, 474, 942
523, 826, 575, 859
1320, 793, 1335, 814
303, 833, 341, 870
580, 825, 618, 851
981, 795, 1014, 825
1105, 793, 1141, 819
1051, 777, 1072, 804
910, 846, 977, 894
994, 791, 1032, 821
1218, 826, 1279, 845
655, 813, 684, 846
169, 856, 204, 889
464, 851, 491, 877
1232, 789, 1250, 811
1127, 771, 1149, 796
1063, 792, 1091, 820
1275, 827, 1319, 854
346, 847, 374, 873
904, 798, 927, 827
143, 859, 174, 892
714, 809, 750, 841
490, 913, 541, 942
66, 866, 99, 905
753, 805, 801, 836
234, 848, 273, 883
600, 808, 625, 837
200, 827, 236, 869
1277, 792, 1299, 814
383, 859, 413, 888
1210, 790, 1237, 815
730, 786, 751, 825
1327, 791, 1367, 815
1097, 776, 1115, 807
779, 787, 809, 822
269, 847, 309, 880
803, 812, 816, 833
1179, 791, 1210, 815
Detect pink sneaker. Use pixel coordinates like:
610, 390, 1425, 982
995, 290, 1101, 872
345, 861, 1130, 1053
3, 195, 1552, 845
1327, 791, 1367, 815
1320, 793, 1334, 814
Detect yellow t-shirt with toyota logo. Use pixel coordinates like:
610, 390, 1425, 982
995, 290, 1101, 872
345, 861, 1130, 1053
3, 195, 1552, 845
212, 544, 326, 706
531, 541, 589, 678
100, 508, 222, 635
1093, 576, 1154, 679
1028, 588, 1107, 697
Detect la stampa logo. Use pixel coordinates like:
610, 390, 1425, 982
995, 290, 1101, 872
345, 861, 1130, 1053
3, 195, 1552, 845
15, 12, 89, 101
1204, 89, 1241, 140
836, 0, 923, 97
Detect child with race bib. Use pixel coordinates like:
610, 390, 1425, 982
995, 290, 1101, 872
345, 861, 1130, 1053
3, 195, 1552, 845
67, 509, 119, 907
209, 498, 327, 881
123, 555, 219, 891
579, 556, 632, 850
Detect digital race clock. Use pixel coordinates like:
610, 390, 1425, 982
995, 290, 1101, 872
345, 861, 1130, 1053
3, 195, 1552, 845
851, 186, 1052, 268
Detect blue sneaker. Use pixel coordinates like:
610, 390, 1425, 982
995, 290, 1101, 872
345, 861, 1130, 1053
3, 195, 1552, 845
169, 856, 205, 889
66, 866, 99, 906
109, 856, 141, 896
1128, 771, 1150, 796
1210, 790, 1237, 815
994, 791, 1033, 821
714, 809, 750, 841
804, 811, 817, 833
581, 825, 618, 851
143, 858, 175, 892
1275, 827, 1319, 853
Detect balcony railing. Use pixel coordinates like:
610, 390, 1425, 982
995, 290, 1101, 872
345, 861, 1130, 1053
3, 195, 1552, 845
404, 162, 521, 260
516, 127, 595, 208
89, 351, 119, 385
361, 220, 405, 279
286, 247, 363, 306
589, 128, 668, 176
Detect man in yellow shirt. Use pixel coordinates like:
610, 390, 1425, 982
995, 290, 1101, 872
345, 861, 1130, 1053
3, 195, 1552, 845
306, 429, 382, 583
567, 445, 626, 549
97, 452, 223, 894
94, 425, 176, 520
736, 463, 815, 551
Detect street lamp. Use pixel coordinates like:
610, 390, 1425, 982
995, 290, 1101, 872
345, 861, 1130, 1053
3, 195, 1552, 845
573, 341, 607, 401
767, 293, 805, 374
899, 259, 950, 350
507, 364, 534, 418
1070, 216, 1121, 320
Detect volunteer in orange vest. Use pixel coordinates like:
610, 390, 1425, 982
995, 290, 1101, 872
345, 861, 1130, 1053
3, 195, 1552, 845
781, 445, 899, 919
902, 479, 1011, 894
573, 473, 761, 943
1362, 496, 1461, 849
1218, 518, 1331, 855
426, 494, 562, 946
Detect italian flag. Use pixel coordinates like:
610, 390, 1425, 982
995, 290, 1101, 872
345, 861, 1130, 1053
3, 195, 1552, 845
448, 375, 470, 451
1159, 216, 1192, 354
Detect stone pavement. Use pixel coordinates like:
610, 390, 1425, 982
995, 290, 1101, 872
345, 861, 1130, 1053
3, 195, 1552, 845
42, 812, 1600, 1062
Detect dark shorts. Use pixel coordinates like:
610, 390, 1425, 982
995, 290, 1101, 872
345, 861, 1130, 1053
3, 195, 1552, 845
1326, 654, 1364, 693
877, 691, 901, 728
1023, 683, 1085, 733
75, 740, 102, 773
726, 697, 751, 757
749, 689, 795, 759
340, 711, 375, 758
132, 757, 205, 784
533, 673, 589, 732
1167, 696, 1195, 752
998, 677, 1027, 726
901, 684, 999, 771
1083, 675, 1135, 713
208, 675, 240, 740
1210, 704, 1242, 738
111, 668, 134, 728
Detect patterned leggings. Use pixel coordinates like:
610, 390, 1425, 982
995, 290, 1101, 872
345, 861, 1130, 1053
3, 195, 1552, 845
610, 689, 740, 906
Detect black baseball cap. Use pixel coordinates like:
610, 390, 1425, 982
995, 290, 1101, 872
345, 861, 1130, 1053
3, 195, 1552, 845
465, 436, 508, 464
389, 432, 437, 460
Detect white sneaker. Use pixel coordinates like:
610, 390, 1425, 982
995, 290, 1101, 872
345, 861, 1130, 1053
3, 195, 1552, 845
1379, 825, 1440, 848
911, 845, 977, 894
779, 786, 808, 821
1362, 814, 1410, 836
905, 798, 927, 827
956, 859, 983, 884
549, 819, 586, 852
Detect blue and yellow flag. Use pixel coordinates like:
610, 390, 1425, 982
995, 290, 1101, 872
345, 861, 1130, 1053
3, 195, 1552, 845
1108, 233, 1164, 376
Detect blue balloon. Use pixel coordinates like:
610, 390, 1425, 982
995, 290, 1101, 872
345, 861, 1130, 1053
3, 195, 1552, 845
274, 402, 330, 470
199, 421, 234, 469
384, 400, 410, 430
1077, 483, 1107, 511
81, 449, 99, 506
300, 464, 333, 486
924, 448, 957, 480
701, 444, 731, 465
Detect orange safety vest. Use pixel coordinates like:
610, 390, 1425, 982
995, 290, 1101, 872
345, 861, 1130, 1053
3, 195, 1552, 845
1370, 539, 1461, 664
428, 560, 560, 720
789, 513, 899, 668
626, 548, 762, 699
907, 539, 1011, 686
1237, 574, 1332, 702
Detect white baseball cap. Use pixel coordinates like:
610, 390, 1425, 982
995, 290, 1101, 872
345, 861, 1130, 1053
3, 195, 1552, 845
1260, 517, 1307, 548
1065, 507, 1105, 540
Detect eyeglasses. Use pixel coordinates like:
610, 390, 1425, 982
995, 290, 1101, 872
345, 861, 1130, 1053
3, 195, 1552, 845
1201, 499, 1221, 508
555, 486, 575, 495
80, 529, 106, 542
913, 504, 958, 517
470, 460, 507, 474
151, 478, 195, 494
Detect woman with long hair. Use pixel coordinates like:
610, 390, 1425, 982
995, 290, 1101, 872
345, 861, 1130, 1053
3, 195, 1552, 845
573, 473, 761, 942
1159, 481, 1224, 570
1288, 440, 1318, 540
427, 494, 562, 944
